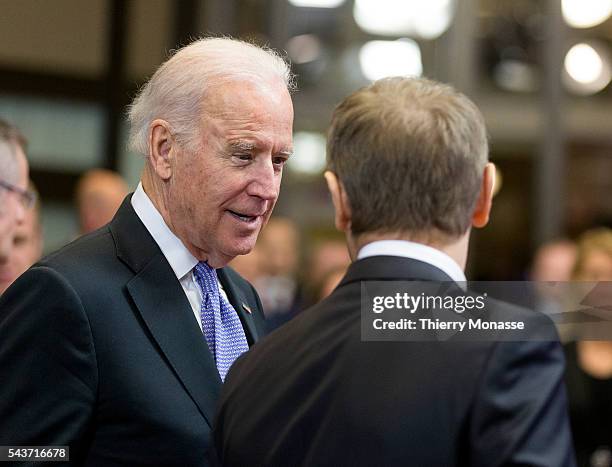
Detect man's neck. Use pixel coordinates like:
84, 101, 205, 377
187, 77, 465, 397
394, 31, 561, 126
350, 230, 470, 271
141, 170, 174, 232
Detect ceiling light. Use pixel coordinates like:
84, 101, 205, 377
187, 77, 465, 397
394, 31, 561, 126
359, 39, 423, 81
563, 42, 611, 95
562, 0, 612, 29
288, 0, 345, 8
353, 0, 455, 40
289, 132, 327, 175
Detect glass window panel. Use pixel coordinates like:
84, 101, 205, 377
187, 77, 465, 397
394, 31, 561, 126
39, 201, 79, 255
0, 95, 105, 171
118, 122, 144, 189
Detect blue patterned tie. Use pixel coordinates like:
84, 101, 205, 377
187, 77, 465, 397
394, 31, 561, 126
193, 261, 249, 381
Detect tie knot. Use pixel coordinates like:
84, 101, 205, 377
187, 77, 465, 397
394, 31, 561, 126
194, 261, 219, 296
195, 260, 214, 276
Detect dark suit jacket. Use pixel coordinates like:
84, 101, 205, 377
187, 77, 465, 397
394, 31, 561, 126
0, 197, 267, 466
213, 256, 576, 467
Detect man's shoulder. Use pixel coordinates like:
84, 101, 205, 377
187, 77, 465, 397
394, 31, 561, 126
28, 226, 134, 299
41, 227, 117, 273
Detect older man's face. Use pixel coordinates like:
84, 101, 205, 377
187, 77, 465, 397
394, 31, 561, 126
0, 147, 28, 266
168, 79, 294, 267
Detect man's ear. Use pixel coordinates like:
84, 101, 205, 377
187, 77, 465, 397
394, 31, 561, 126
148, 119, 175, 180
324, 171, 352, 233
472, 162, 496, 228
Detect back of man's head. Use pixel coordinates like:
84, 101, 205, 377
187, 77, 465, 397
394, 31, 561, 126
327, 77, 488, 243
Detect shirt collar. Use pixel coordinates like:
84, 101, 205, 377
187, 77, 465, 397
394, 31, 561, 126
131, 182, 198, 281
357, 239, 467, 283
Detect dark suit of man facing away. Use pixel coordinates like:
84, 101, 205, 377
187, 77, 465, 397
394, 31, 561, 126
213, 77, 575, 466
0, 37, 295, 466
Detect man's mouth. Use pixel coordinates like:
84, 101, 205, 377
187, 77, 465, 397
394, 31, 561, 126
227, 210, 260, 223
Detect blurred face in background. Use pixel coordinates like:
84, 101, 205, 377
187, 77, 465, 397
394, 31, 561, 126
0, 146, 28, 266
531, 240, 577, 282
576, 248, 612, 282
258, 218, 299, 277
573, 229, 612, 282
0, 202, 42, 294
76, 169, 129, 234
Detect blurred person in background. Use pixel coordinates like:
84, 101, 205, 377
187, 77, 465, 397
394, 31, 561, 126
254, 216, 303, 330
228, 245, 263, 285
0, 181, 42, 294
316, 264, 347, 300
306, 237, 350, 303
75, 168, 129, 234
564, 228, 612, 467
528, 238, 577, 329
531, 239, 577, 282
0, 119, 31, 273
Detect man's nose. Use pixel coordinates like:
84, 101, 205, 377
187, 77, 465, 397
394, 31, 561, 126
248, 161, 279, 201
14, 198, 26, 225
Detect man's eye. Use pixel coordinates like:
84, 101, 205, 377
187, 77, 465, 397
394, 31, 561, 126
233, 154, 252, 162
273, 157, 288, 167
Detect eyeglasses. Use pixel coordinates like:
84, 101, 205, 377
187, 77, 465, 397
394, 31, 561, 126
0, 179, 37, 210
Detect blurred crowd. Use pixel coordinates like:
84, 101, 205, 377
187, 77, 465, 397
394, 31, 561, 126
1, 115, 612, 466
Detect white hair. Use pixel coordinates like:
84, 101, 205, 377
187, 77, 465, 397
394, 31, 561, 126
0, 140, 19, 186
127, 37, 295, 155
0, 140, 17, 212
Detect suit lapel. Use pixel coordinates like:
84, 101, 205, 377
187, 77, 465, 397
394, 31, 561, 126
111, 197, 221, 428
217, 268, 260, 345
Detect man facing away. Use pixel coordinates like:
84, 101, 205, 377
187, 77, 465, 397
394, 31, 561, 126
0, 120, 31, 277
0, 38, 294, 466
213, 77, 575, 467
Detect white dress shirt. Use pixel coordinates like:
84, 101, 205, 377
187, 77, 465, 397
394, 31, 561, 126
131, 182, 228, 331
357, 240, 466, 283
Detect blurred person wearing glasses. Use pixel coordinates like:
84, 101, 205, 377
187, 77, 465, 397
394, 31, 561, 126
0, 119, 31, 269
0, 181, 42, 295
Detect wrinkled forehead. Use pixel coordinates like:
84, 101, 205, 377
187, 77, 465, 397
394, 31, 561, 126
202, 77, 293, 119
195, 79, 294, 156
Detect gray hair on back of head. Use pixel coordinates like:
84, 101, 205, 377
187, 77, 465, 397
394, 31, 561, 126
127, 37, 295, 156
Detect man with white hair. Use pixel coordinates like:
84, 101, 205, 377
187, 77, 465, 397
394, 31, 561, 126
0, 38, 294, 465
0, 119, 30, 273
